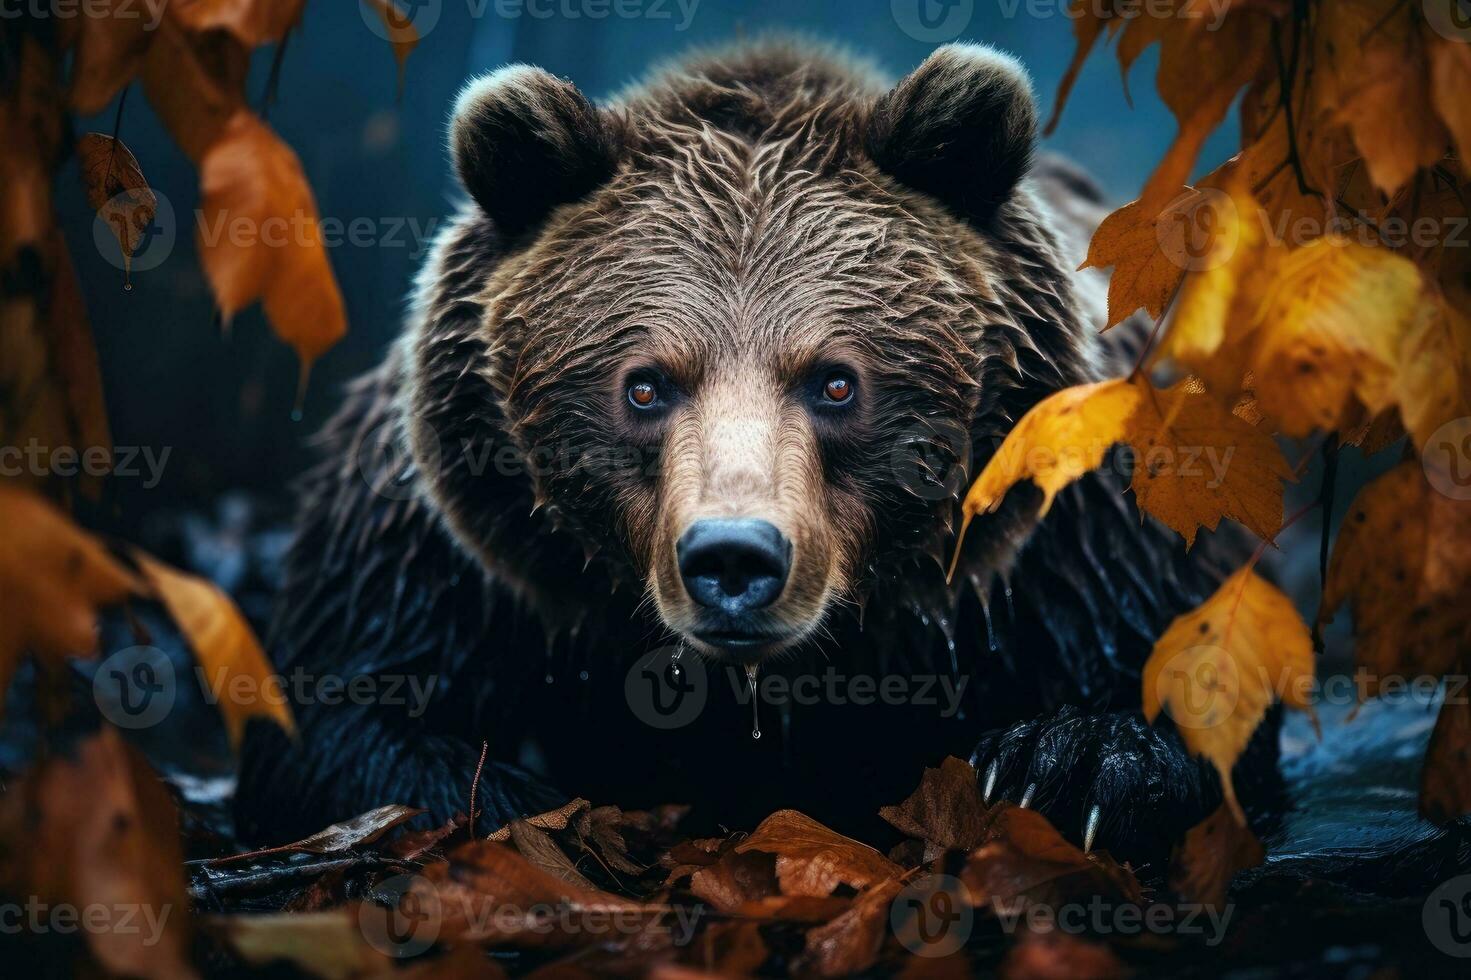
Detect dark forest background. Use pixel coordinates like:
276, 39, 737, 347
59, 0, 1238, 522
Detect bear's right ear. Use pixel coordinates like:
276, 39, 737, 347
866, 44, 1037, 226
451, 66, 620, 237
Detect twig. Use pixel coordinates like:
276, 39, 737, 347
468, 739, 489, 839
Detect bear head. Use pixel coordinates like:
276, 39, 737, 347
405, 42, 1100, 664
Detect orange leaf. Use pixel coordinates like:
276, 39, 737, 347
0, 486, 140, 711
1421, 697, 1471, 826
1124, 377, 1291, 547
1429, 34, 1471, 180
166, 0, 305, 48
1142, 568, 1315, 822
197, 110, 347, 376
68, 0, 156, 114
363, 0, 422, 87
135, 552, 294, 748
0, 728, 196, 978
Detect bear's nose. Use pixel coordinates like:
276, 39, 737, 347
676, 519, 791, 614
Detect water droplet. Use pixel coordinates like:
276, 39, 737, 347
544, 674, 554, 684
123, 282, 133, 292
746, 664, 761, 741
578, 670, 589, 682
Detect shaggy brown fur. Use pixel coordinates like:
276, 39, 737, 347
236, 41, 1283, 862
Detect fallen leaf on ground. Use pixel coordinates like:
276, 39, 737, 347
735, 809, 903, 897
802, 877, 904, 977
211, 804, 425, 864
878, 756, 988, 858
485, 798, 590, 842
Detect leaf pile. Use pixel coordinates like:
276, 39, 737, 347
956, 0, 1471, 851
172, 757, 1267, 977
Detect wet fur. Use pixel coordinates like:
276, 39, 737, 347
236, 41, 1283, 863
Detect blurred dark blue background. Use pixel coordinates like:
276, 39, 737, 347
59, 0, 1237, 519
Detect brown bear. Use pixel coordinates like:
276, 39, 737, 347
236, 40, 1282, 863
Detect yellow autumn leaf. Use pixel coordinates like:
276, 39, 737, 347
959, 378, 1140, 522
197, 110, 347, 380
1143, 567, 1315, 823
135, 554, 294, 749
1125, 378, 1290, 548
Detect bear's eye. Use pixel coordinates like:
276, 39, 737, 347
628, 381, 659, 409
822, 373, 855, 405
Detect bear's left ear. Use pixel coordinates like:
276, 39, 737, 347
866, 44, 1037, 225
451, 65, 621, 237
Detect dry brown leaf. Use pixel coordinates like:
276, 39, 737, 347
1125, 377, 1290, 547
1168, 802, 1265, 908
1143, 567, 1316, 822
0, 728, 196, 978
413, 839, 650, 948
134, 552, 294, 747
735, 809, 903, 898
801, 877, 904, 977
167, 0, 305, 47
139, 18, 248, 163
1079, 189, 1197, 328
68, 0, 156, 114
197, 109, 347, 379
76, 133, 157, 272
486, 798, 591, 842
43, 230, 114, 496
212, 804, 426, 864
363, 0, 422, 85
689, 849, 780, 912
878, 755, 987, 857
0, 487, 140, 709
960, 806, 1143, 912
